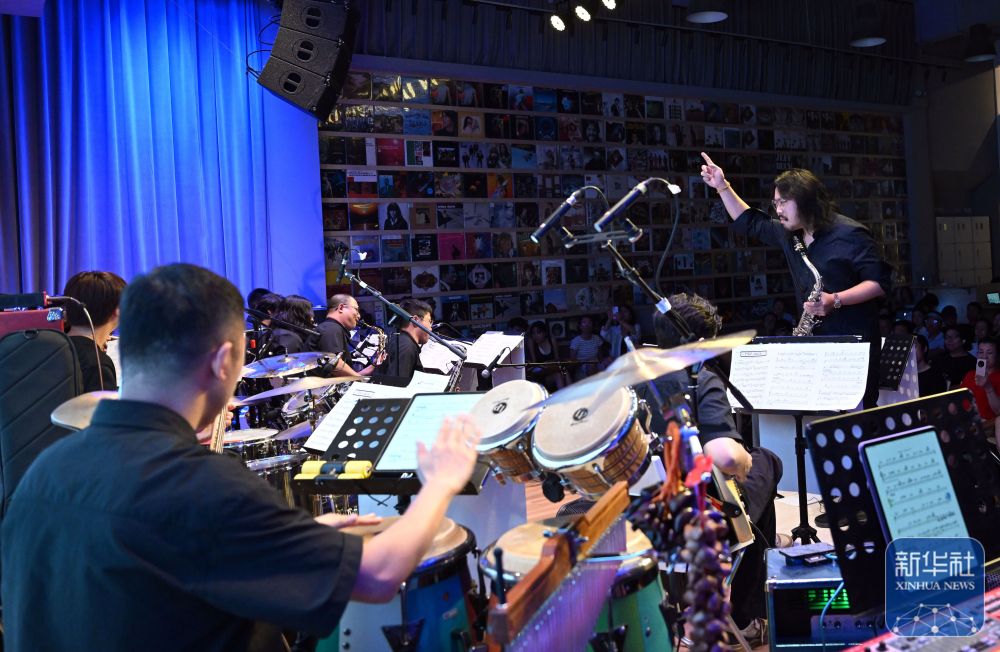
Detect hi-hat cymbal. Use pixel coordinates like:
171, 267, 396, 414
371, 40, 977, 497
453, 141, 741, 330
536, 330, 756, 407
236, 374, 365, 405
51, 391, 119, 431
241, 352, 338, 379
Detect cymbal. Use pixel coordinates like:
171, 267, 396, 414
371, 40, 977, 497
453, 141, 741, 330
241, 352, 337, 379
236, 374, 365, 405
536, 330, 756, 407
51, 391, 119, 431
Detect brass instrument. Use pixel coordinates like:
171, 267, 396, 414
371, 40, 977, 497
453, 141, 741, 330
357, 317, 386, 367
791, 236, 824, 336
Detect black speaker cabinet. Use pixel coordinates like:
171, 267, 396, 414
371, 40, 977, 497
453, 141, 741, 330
257, 0, 359, 118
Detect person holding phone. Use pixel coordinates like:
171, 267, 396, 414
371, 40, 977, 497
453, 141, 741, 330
600, 305, 641, 358
961, 337, 1000, 437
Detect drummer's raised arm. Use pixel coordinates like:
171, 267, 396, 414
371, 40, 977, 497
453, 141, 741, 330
699, 152, 749, 222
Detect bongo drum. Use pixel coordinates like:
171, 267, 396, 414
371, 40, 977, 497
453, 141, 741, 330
470, 379, 547, 482
532, 387, 651, 498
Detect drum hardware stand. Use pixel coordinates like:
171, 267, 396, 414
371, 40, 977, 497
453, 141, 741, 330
589, 624, 628, 652
382, 579, 425, 652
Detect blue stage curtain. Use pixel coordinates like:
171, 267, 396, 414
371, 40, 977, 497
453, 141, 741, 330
0, 0, 318, 297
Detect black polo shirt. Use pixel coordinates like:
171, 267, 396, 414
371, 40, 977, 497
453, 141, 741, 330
69, 335, 118, 392
377, 330, 424, 381
313, 318, 352, 357
0, 400, 361, 651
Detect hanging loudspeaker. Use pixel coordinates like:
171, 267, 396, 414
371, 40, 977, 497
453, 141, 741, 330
257, 0, 359, 119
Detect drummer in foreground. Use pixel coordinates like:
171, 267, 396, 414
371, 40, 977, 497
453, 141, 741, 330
1, 263, 482, 652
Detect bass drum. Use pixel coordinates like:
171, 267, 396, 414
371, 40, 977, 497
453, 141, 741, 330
480, 516, 670, 652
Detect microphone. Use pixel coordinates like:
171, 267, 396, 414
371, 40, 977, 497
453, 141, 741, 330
593, 180, 650, 232
530, 189, 583, 244
336, 256, 348, 283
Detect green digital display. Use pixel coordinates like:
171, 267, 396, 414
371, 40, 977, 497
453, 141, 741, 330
806, 588, 852, 612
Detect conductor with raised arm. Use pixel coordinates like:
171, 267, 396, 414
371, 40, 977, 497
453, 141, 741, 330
700, 153, 891, 408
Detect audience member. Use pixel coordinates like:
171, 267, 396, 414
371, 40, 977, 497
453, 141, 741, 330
892, 319, 914, 336
915, 335, 947, 397
569, 316, 603, 380
932, 326, 976, 388
917, 311, 944, 353
972, 318, 991, 357
525, 321, 567, 393
967, 301, 983, 326
960, 337, 1000, 436
940, 305, 958, 328
600, 305, 641, 357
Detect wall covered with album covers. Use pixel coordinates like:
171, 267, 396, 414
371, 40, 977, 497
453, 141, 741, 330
318, 71, 909, 340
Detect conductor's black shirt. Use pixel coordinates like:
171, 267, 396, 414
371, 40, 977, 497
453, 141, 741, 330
0, 399, 362, 652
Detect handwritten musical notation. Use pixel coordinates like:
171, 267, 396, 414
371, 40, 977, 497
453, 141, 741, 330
863, 430, 968, 540
727, 343, 869, 411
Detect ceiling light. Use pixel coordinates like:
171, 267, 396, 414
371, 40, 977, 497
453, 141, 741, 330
964, 24, 996, 63
550, 13, 566, 31
574, 4, 591, 21
686, 0, 728, 24
601, 0, 615, 9
849, 1, 886, 48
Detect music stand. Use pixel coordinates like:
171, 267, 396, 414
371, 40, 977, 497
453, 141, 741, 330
877, 333, 913, 391
728, 337, 869, 544
804, 389, 1000, 613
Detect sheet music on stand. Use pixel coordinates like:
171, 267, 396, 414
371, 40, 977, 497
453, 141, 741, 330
727, 340, 870, 412
302, 371, 450, 454
420, 338, 468, 375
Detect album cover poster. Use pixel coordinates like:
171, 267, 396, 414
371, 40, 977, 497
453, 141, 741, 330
469, 295, 495, 322
518, 291, 542, 317
374, 138, 404, 167
323, 236, 348, 267
571, 287, 597, 312
347, 171, 377, 199
492, 262, 517, 288
557, 116, 581, 142
320, 136, 346, 165
458, 202, 490, 229
489, 203, 515, 228
400, 76, 429, 103
492, 232, 516, 260
405, 141, 433, 167
562, 202, 587, 229
377, 174, 401, 199
358, 270, 385, 295
534, 116, 557, 141
513, 174, 539, 198
589, 257, 613, 283
350, 235, 379, 264
431, 110, 458, 137
513, 202, 538, 229
440, 265, 468, 292
373, 106, 403, 134
466, 263, 493, 290
381, 235, 410, 263
462, 173, 487, 198
466, 232, 493, 259
684, 99, 704, 122
402, 108, 432, 135
508, 85, 533, 111
494, 293, 520, 321
511, 144, 536, 169
458, 112, 484, 137
488, 174, 513, 199
605, 121, 625, 143
453, 80, 482, 107
541, 259, 565, 286
693, 253, 711, 276
345, 137, 374, 166
402, 171, 434, 199
435, 172, 463, 199
533, 144, 556, 171
343, 105, 374, 132
348, 203, 379, 230
429, 78, 452, 105
408, 265, 439, 294
536, 227, 564, 256
598, 93, 621, 118
749, 274, 768, 297
376, 202, 407, 230
483, 83, 508, 109
626, 148, 648, 171
322, 205, 348, 231
647, 148, 668, 171
431, 141, 458, 168
512, 115, 534, 140
530, 86, 555, 112
566, 258, 588, 284
572, 91, 597, 116
442, 295, 470, 322
438, 233, 466, 261
607, 148, 628, 172
458, 142, 484, 169
381, 267, 411, 295
321, 171, 347, 199
543, 289, 568, 313
559, 145, 583, 170
321, 107, 344, 132
411, 233, 438, 262
516, 238, 539, 263
519, 261, 541, 287
343, 72, 371, 100
485, 114, 511, 139
486, 143, 511, 169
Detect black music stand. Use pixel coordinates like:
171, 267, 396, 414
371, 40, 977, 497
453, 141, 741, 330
804, 390, 1000, 613
877, 333, 913, 391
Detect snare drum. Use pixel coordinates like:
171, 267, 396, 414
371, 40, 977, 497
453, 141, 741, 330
223, 428, 277, 463
470, 380, 547, 482
246, 453, 309, 509
532, 387, 650, 498
330, 517, 478, 652
273, 420, 312, 456
281, 382, 346, 423
480, 517, 670, 652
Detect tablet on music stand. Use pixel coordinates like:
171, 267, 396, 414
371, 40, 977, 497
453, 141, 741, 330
375, 392, 485, 473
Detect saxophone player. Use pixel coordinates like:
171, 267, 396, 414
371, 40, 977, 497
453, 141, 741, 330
376, 298, 434, 382
313, 293, 381, 377
700, 153, 891, 408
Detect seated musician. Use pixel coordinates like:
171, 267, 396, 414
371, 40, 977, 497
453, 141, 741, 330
313, 293, 380, 377
0, 263, 482, 651
375, 298, 433, 382
646, 293, 783, 647
63, 270, 128, 392
269, 295, 316, 355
